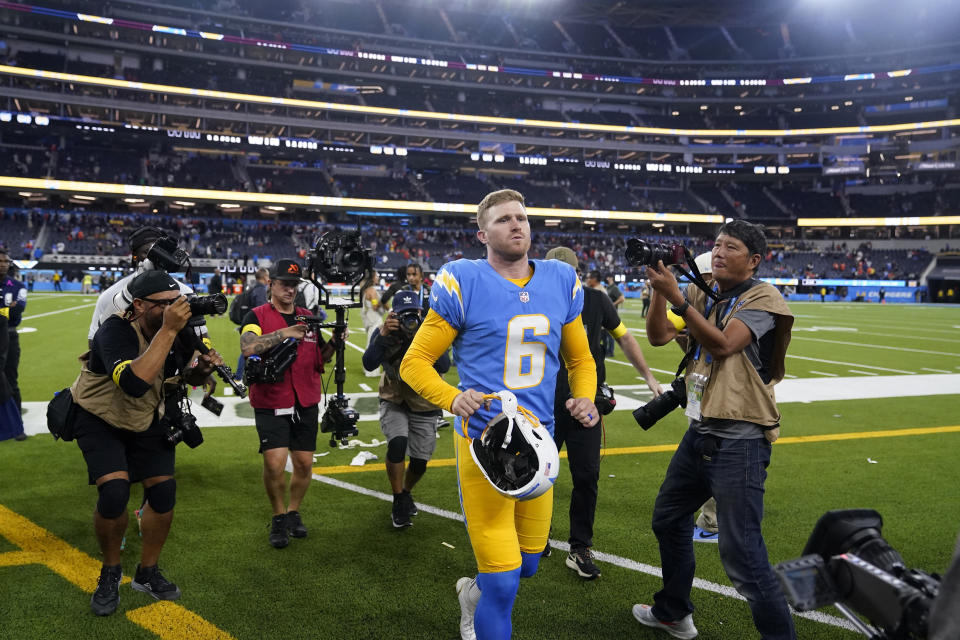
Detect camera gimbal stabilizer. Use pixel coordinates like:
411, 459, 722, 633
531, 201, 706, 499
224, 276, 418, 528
305, 229, 374, 446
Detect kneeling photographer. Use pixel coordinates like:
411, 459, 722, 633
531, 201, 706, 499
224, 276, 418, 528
239, 259, 340, 549
71, 270, 224, 617
361, 290, 450, 529
631, 220, 796, 640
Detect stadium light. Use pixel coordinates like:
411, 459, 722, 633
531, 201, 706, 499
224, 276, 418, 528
0, 176, 725, 224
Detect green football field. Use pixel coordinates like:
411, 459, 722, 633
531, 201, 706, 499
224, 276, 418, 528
1, 293, 958, 639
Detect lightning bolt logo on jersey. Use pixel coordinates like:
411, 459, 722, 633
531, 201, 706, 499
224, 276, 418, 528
431, 258, 583, 439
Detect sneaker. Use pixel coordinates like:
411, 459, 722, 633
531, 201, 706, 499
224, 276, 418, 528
692, 526, 719, 544
541, 542, 552, 558
632, 604, 698, 639
455, 577, 479, 640
391, 495, 412, 528
269, 514, 290, 548
566, 547, 601, 579
90, 564, 122, 616
13, 433, 27, 441
286, 510, 308, 538
131, 564, 181, 601
403, 492, 418, 517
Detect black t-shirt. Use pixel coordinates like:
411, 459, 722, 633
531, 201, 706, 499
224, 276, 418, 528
88, 315, 196, 415
555, 287, 620, 405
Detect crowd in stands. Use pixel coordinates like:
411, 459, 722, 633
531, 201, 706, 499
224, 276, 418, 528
0, 208, 937, 282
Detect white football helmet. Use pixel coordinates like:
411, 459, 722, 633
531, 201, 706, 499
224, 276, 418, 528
469, 390, 560, 501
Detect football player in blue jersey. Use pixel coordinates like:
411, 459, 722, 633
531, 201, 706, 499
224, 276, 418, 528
400, 189, 599, 640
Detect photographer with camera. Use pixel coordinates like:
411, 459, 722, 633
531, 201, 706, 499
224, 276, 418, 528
633, 220, 795, 640
70, 270, 223, 616
543, 247, 662, 580
88, 226, 194, 349
239, 259, 339, 549
361, 290, 450, 528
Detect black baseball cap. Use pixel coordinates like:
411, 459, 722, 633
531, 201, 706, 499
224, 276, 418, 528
127, 270, 179, 299
128, 226, 165, 251
392, 290, 421, 313
270, 259, 303, 282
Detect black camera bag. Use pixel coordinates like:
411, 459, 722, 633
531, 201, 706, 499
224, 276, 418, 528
47, 387, 78, 441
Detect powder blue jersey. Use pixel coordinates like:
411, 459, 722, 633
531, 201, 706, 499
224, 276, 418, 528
430, 258, 583, 438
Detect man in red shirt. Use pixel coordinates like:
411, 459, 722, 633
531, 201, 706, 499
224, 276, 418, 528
240, 259, 340, 549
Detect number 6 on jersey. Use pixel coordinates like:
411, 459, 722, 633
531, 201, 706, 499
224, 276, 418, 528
503, 314, 549, 389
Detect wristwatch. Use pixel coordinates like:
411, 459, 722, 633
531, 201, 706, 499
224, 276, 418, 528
670, 300, 691, 317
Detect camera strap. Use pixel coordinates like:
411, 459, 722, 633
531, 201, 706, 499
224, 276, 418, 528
674, 248, 720, 302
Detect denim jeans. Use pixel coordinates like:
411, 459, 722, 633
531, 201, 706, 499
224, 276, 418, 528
649, 427, 796, 640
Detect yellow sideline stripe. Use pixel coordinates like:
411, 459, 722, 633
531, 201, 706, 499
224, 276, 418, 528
0, 504, 236, 639
312, 425, 960, 475
127, 601, 236, 640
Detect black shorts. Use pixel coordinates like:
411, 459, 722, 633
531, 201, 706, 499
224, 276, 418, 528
74, 406, 175, 485
254, 403, 319, 453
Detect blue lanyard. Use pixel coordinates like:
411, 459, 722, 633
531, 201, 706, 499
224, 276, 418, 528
694, 285, 740, 362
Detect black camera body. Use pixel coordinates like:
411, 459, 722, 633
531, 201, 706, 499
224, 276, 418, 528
625, 238, 687, 268
164, 406, 203, 448
147, 235, 190, 272
321, 395, 359, 446
244, 337, 299, 385
308, 230, 372, 287
632, 377, 687, 430
396, 308, 423, 334
595, 383, 617, 416
187, 293, 227, 316
774, 509, 940, 639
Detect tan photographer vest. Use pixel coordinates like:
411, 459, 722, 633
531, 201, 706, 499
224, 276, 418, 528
685, 280, 793, 427
71, 316, 180, 432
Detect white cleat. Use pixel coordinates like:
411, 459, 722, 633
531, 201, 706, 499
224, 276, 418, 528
456, 576, 479, 640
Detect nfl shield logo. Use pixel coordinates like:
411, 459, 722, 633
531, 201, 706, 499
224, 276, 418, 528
519, 291, 530, 303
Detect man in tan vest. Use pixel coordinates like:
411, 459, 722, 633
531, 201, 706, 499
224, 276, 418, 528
72, 270, 224, 617
634, 220, 795, 640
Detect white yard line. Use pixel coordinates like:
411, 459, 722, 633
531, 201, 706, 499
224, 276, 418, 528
607, 358, 673, 376
358, 383, 372, 392
848, 369, 878, 376
22, 302, 97, 320
786, 354, 915, 375
319, 328, 366, 354
791, 335, 958, 357
922, 367, 951, 374
306, 471, 856, 633
808, 370, 838, 377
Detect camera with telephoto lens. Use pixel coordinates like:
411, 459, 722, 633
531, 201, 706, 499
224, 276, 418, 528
774, 509, 940, 639
163, 402, 203, 448
625, 238, 687, 268
187, 293, 227, 316
321, 395, 359, 446
396, 308, 422, 334
147, 235, 190, 272
632, 377, 687, 430
244, 337, 299, 385
595, 382, 617, 416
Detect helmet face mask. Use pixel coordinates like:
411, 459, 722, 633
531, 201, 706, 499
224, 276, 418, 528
469, 391, 560, 501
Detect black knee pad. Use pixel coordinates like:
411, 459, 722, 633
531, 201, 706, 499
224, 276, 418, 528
386, 436, 408, 463
144, 478, 177, 514
408, 457, 427, 475
96, 479, 130, 519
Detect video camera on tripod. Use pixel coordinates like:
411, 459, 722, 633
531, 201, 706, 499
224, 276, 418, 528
306, 228, 373, 446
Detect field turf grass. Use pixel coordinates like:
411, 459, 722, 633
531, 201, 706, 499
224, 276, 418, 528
1, 293, 958, 639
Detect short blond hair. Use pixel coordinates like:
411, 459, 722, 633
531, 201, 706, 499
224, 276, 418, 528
477, 189, 525, 229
